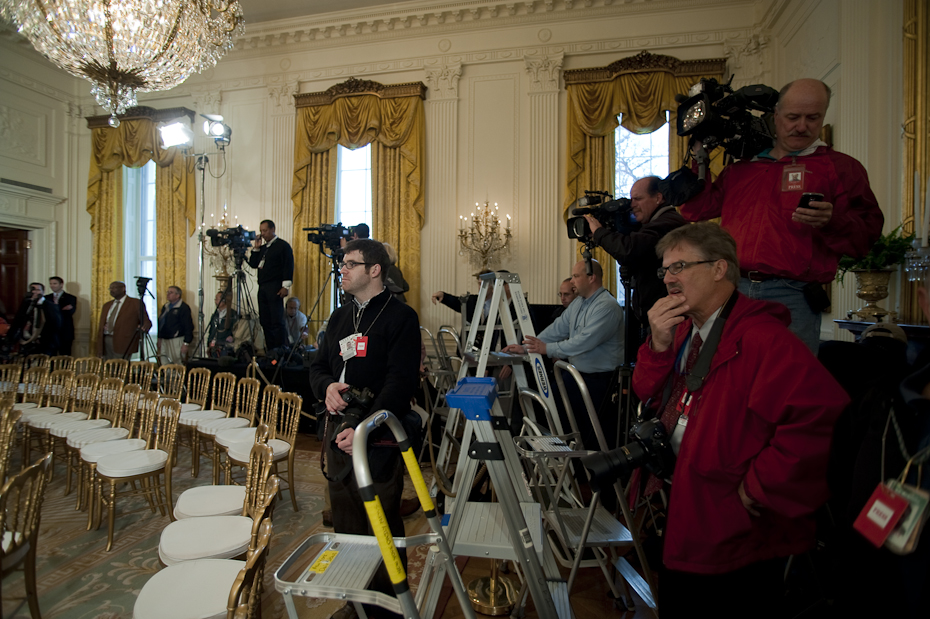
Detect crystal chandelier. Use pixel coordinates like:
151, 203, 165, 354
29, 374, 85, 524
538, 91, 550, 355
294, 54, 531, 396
0, 0, 244, 127
458, 201, 513, 270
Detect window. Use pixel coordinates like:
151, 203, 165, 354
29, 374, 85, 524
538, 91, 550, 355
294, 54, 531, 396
614, 117, 669, 303
335, 144, 373, 233
122, 160, 157, 358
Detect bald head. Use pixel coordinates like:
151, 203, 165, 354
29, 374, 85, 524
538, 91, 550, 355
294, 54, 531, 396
772, 78, 830, 158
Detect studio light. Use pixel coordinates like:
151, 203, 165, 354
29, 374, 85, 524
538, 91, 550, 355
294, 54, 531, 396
202, 114, 232, 149
159, 121, 195, 149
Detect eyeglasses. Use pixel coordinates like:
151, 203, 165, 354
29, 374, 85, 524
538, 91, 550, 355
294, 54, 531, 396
339, 260, 372, 270
656, 260, 718, 279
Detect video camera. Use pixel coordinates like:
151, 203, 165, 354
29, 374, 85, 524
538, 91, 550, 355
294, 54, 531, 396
676, 76, 779, 162
331, 385, 376, 450
205, 225, 257, 252
304, 222, 367, 258
567, 191, 639, 243
580, 417, 676, 492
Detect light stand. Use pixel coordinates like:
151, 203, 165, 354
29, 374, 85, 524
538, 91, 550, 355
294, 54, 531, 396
194, 153, 209, 358
616, 265, 639, 448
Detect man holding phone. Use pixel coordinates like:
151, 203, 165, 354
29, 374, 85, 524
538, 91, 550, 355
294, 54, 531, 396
681, 78, 883, 352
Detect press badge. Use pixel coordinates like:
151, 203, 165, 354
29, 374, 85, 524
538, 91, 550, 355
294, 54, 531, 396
339, 333, 362, 360
782, 165, 805, 192
354, 336, 369, 358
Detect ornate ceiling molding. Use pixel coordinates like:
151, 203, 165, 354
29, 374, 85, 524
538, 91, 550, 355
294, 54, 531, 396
229, 0, 753, 58
295, 77, 427, 108
563, 50, 728, 85
85, 106, 196, 129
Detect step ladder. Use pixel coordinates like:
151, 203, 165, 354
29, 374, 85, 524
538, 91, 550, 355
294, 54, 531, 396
275, 410, 475, 619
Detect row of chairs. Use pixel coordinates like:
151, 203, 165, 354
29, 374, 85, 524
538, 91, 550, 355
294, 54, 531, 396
4, 355, 157, 388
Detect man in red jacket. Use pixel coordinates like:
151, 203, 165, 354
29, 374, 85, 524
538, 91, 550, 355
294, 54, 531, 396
680, 78, 883, 353
636, 222, 848, 618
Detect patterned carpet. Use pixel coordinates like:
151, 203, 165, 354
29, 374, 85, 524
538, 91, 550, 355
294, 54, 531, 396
2, 434, 437, 619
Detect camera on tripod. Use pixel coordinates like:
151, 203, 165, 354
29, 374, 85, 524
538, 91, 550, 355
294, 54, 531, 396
677, 76, 779, 161
304, 223, 366, 257
331, 385, 376, 450
206, 225, 257, 253
566, 191, 640, 243
580, 417, 676, 491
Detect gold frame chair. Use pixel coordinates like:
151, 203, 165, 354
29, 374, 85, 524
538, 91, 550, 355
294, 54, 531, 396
129, 360, 156, 392
1, 403, 22, 483
102, 358, 130, 381
95, 397, 182, 551
0, 452, 53, 619
18, 367, 48, 407
157, 364, 186, 400
72, 356, 102, 376
21, 369, 71, 466
185, 367, 212, 409
189, 371, 238, 478
0, 363, 22, 401
48, 355, 73, 373
23, 354, 49, 370
206, 377, 261, 485
45, 372, 100, 476
220, 385, 281, 485
62, 377, 124, 498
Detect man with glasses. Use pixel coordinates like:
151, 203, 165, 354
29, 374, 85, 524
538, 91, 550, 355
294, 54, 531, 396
681, 79, 883, 353
247, 219, 294, 351
503, 259, 623, 449
634, 222, 847, 618
309, 239, 420, 619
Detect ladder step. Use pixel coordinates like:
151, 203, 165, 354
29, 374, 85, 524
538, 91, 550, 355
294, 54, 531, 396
544, 506, 634, 547
547, 580, 575, 618
614, 556, 656, 609
444, 501, 545, 562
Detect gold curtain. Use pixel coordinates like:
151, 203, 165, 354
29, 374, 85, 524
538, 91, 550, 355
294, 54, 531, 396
564, 52, 726, 294
292, 80, 426, 317
85, 113, 196, 333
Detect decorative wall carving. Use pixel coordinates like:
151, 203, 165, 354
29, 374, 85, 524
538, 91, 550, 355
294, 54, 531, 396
0, 104, 43, 164
192, 91, 223, 115
724, 32, 770, 87
524, 52, 564, 93
424, 63, 462, 100
268, 80, 299, 113
295, 77, 427, 108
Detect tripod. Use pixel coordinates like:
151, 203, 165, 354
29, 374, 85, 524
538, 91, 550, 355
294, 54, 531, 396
125, 277, 159, 364
616, 264, 640, 447
304, 246, 344, 340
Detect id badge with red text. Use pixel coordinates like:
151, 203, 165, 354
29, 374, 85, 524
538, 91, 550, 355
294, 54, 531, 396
782, 164, 806, 192
355, 336, 369, 358
853, 482, 909, 547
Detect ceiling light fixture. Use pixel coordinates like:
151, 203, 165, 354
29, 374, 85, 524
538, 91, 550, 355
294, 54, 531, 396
0, 1, 245, 128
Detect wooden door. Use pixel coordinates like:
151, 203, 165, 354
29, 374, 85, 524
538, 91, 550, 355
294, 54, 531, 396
0, 228, 28, 322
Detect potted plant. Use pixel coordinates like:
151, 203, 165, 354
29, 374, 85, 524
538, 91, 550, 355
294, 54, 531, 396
836, 225, 915, 321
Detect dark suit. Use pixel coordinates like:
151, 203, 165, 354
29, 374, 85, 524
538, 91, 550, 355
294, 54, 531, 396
45, 291, 77, 354
247, 237, 294, 351
96, 296, 152, 359
13, 297, 61, 355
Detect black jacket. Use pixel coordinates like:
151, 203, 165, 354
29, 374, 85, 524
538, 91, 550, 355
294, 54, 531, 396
157, 301, 194, 343
247, 237, 294, 287
592, 205, 687, 321
45, 291, 76, 342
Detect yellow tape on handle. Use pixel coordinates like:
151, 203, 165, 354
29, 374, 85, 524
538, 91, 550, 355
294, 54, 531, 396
401, 448, 435, 513
363, 496, 407, 585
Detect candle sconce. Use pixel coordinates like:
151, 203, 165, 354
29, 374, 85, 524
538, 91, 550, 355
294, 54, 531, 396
458, 200, 512, 270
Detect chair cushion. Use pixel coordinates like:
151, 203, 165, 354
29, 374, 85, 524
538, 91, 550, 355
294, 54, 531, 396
228, 438, 290, 464
67, 427, 129, 448
133, 558, 244, 619
28, 412, 88, 428
97, 449, 168, 477
158, 516, 253, 566
81, 439, 147, 463
179, 409, 226, 427
174, 485, 246, 520
179, 402, 203, 412
197, 417, 249, 435
268, 438, 291, 459
49, 418, 111, 437
215, 428, 256, 448
12, 402, 40, 411
18, 406, 64, 421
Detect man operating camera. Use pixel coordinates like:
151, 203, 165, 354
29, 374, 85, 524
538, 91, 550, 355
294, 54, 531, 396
309, 238, 420, 619
583, 175, 686, 340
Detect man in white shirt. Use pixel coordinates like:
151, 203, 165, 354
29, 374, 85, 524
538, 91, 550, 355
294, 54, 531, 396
285, 297, 309, 346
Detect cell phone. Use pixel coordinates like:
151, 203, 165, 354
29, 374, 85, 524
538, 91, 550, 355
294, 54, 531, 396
798, 192, 824, 209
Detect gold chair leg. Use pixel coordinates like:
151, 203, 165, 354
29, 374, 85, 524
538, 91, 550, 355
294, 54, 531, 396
212, 440, 221, 485
288, 451, 299, 512
24, 545, 42, 619
105, 480, 116, 551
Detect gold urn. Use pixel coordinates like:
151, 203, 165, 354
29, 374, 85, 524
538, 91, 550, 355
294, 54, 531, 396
851, 269, 895, 321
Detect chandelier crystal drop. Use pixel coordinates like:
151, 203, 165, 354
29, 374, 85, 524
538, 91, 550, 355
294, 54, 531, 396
0, 0, 244, 127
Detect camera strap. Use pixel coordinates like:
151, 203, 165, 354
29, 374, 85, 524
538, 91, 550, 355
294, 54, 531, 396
658, 290, 739, 411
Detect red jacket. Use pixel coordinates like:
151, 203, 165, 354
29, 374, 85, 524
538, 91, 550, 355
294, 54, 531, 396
633, 294, 848, 574
680, 145, 883, 283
